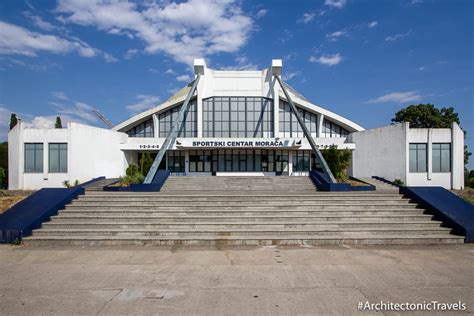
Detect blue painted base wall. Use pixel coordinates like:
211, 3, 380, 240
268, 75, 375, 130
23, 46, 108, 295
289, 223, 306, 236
400, 186, 474, 242
0, 187, 84, 243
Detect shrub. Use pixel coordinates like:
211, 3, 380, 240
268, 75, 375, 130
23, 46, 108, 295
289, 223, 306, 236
63, 180, 70, 188
320, 146, 352, 182
74, 180, 80, 186
119, 164, 144, 186
469, 178, 474, 189
393, 179, 404, 186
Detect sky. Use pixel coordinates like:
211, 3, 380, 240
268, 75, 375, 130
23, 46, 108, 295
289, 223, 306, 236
0, 0, 473, 168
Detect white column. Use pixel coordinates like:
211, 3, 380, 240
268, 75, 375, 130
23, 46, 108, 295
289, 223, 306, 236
288, 150, 293, 176
152, 113, 159, 138
317, 114, 324, 137
451, 122, 465, 189
185, 151, 190, 175
427, 128, 432, 181
273, 77, 280, 138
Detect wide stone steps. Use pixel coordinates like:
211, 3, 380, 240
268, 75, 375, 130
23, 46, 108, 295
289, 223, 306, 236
24, 176, 465, 246
40, 221, 446, 230
60, 209, 423, 216
33, 227, 451, 237
26, 234, 463, 246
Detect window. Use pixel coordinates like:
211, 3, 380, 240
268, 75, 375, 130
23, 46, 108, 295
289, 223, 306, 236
409, 143, 427, 173
159, 99, 197, 137
320, 119, 349, 138
49, 143, 68, 173
24, 143, 43, 173
167, 151, 185, 173
126, 118, 154, 137
432, 143, 451, 173
292, 151, 311, 172
279, 101, 320, 138
203, 97, 274, 138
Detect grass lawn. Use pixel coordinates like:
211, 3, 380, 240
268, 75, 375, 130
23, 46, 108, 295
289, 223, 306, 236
0, 190, 34, 214
452, 188, 474, 204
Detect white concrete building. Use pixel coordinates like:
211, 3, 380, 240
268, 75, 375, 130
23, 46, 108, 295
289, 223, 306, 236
8, 59, 465, 190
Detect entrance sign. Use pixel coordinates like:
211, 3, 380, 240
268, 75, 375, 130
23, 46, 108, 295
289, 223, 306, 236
181, 139, 297, 148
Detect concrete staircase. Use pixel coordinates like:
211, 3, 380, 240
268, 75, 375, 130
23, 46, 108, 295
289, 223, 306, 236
24, 176, 464, 246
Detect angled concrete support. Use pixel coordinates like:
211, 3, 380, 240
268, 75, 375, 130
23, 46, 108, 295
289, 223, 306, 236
144, 75, 201, 183
275, 75, 337, 183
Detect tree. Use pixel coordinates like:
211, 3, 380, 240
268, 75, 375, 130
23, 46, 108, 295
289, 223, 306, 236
55, 116, 62, 129
321, 145, 352, 182
139, 152, 154, 177
9, 114, 18, 130
391, 104, 459, 128
392, 104, 471, 166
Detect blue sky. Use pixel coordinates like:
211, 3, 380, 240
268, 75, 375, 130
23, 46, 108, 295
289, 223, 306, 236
1, 0, 473, 167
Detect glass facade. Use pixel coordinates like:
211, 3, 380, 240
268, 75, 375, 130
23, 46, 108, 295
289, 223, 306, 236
187, 150, 311, 173
203, 97, 273, 138
409, 143, 427, 173
279, 101, 318, 138
432, 143, 451, 173
167, 151, 185, 173
321, 119, 349, 138
127, 119, 154, 138
159, 99, 197, 137
24, 143, 43, 173
49, 143, 68, 173
292, 151, 311, 172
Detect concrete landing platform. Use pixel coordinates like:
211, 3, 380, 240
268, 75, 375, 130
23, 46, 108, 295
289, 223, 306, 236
1, 244, 473, 315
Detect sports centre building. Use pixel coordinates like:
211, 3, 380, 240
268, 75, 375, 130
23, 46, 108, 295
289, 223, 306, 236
8, 59, 465, 190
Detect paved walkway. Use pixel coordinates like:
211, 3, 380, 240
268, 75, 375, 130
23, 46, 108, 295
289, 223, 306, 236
1, 244, 473, 315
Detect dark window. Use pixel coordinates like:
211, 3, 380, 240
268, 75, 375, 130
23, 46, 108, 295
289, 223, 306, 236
320, 119, 349, 138
409, 143, 427, 173
203, 97, 274, 138
279, 101, 320, 138
126, 118, 154, 138
432, 143, 451, 173
167, 151, 185, 173
24, 143, 43, 173
292, 151, 311, 172
159, 99, 197, 137
49, 143, 67, 173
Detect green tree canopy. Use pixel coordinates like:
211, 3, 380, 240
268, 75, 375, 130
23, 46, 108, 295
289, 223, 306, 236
55, 116, 62, 129
9, 114, 18, 130
391, 103, 459, 128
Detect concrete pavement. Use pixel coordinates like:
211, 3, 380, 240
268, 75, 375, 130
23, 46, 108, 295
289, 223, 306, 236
1, 244, 473, 315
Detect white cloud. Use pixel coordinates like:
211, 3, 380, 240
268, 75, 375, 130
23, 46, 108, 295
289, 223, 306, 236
255, 8, 268, 19
326, 30, 347, 41
219, 55, 259, 70
409, 0, 423, 5
176, 74, 192, 82
165, 68, 175, 75
366, 91, 422, 104
125, 94, 161, 113
309, 53, 342, 66
103, 52, 118, 63
418, 66, 425, 71
298, 12, 315, 24
283, 71, 301, 81
149, 68, 159, 74
51, 91, 69, 100
385, 30, 412, 42
25, 116, 57, 129
23, 11, 55, 31
368, 21, 378, 28
124, 48, 138, 60
324, 0, 347, 9
0, 21, 113, 62
56, 0, 254, 65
